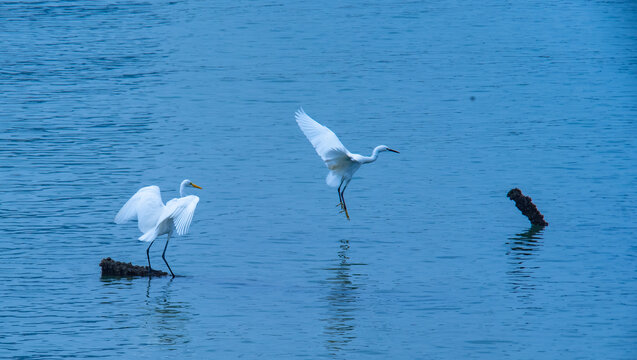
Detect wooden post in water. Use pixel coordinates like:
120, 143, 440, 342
507, 188, 548, 226
99, 257, 168, 277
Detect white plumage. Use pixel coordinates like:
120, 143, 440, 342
295, 108, 355, 187
295, 108, 399, 220
114, 179, 202, 276
115, 185, 164, 235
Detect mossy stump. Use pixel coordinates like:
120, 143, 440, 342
507, 188, 548, 226
100, 257, 168, 277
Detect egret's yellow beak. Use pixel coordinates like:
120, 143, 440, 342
190, 183, 202, 189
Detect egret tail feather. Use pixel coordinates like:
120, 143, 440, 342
138, 228, 158, 242
326, 171, 342, 187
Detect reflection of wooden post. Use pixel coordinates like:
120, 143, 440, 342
507, 188, 548, 226
99, 257, 168, 277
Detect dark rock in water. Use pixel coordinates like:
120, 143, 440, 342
99, 257, 168, 277
507, 188, 548, 226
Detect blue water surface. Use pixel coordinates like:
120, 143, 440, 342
0, 1, 636, 359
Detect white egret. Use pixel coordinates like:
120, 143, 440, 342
295, 108, 399, 220
114, 179, 202, 277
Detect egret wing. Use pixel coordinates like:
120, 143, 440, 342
160, 195, 200, 236
114, 185, 164, 233
295, 109, 352, 169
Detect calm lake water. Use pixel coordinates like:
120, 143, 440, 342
1, 1, 636, 358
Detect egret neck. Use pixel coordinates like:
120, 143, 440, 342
358, 145, 387, 164
179, 180, 189, 197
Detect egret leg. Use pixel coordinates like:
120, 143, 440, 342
146, 239, 156, 276
340, 180, 351, 220
162, 233, 175, 278
337, 179, 345, 209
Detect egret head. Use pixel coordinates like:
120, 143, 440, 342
181, 179, 202, 190
378, 145, 400, 154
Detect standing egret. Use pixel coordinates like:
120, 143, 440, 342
114, 179, 202, 277
295, 109, 399, 220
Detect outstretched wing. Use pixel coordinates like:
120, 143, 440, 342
114, 185, 165, 233
295, 108, 352, 170
160, 195, 200, 236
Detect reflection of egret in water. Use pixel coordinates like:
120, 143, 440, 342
506, 225, 545, 299
144, 278, 192, 346
322, 239, 366, 355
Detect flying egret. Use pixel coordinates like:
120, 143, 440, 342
295, 108, 399, 220
114, 179, 202, 277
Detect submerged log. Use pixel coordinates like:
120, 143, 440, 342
507, 188, 548, 226
99, 257, 168, 277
